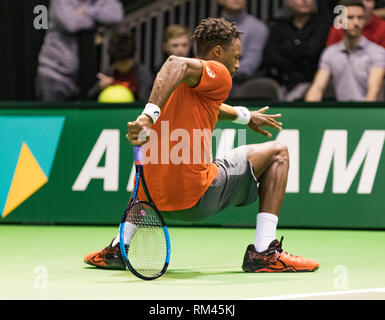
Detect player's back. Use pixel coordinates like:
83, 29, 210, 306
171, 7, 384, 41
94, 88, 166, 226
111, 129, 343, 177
141, 59, 232, 211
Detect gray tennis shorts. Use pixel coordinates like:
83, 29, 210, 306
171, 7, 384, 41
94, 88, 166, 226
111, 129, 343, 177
161, 145, 259, 222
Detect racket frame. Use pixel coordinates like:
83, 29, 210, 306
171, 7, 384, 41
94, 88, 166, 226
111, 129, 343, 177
119, 147, 171, 280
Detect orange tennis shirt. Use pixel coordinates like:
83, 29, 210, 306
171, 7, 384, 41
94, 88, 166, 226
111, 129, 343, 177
139, 59, 232, 211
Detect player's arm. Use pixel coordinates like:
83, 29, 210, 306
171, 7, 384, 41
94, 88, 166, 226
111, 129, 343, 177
305, 69, 331, 102
126, 55, 203, 145
218, 103, 239, 121
147, 55, 203, 108
219, 103, 282, 138
366, 67, 385, 102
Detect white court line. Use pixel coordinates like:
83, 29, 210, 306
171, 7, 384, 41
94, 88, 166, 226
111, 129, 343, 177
249, 287, 385, 300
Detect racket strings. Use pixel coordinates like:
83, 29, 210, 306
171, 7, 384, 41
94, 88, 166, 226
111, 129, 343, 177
124, 202, 167, 278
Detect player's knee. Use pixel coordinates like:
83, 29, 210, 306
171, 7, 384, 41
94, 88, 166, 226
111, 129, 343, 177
247, 141, 289, 168
272, 141, 289, 165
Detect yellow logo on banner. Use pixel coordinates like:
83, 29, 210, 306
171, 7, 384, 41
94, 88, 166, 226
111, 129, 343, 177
2, 143, 48, 218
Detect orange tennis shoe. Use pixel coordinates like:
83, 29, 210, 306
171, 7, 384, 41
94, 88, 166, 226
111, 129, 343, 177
84, 238, 126, 270
242, 237, 319, 272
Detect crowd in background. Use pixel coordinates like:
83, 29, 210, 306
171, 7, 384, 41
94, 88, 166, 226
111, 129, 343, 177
35, 0, 385, 103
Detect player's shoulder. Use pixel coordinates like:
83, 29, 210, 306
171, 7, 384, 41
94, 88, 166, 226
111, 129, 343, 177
201, 60, 230, 79
192, 59, 232, 98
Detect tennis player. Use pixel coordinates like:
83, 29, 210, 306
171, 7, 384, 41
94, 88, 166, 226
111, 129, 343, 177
84, 18, 319, 272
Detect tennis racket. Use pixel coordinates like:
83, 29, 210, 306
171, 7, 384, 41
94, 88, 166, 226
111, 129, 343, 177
119, 145, 171, 280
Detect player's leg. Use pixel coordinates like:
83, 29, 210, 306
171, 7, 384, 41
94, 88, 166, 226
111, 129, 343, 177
242, 141, 319, 272
247, 140, 289, 216
84, 211, 139, 269
161, 142, 287, 227
245, 141, 288, 252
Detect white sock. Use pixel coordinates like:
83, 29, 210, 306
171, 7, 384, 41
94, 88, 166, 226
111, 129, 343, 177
254, 212, 278, 252
112, 223, 138, 246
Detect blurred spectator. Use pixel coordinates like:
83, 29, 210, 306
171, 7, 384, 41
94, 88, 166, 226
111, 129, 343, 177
219, 0, 269, 85
262, 0, 332, 101
36, 0, 124, 102
153, 24, 192, 75
306, 0, 385, 101
317, 0, 339, 15
327, 0, 385, 48
87, 26, 153, 101
374, 0, 385, 18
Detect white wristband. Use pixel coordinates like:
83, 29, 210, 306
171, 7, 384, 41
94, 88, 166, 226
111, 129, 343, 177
142, 103, 161, 124
233, 106, 251, 125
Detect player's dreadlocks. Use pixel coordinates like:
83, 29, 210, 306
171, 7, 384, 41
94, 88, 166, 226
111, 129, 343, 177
191, 17, 243, 57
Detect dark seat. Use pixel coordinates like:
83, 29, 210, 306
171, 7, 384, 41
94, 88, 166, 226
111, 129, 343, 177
232, 77, 283, 101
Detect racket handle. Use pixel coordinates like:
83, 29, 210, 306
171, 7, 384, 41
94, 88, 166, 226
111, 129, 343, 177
133, 146, 143, 163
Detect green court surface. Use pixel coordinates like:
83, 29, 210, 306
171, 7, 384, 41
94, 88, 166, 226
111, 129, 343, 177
0, 225, 384, 300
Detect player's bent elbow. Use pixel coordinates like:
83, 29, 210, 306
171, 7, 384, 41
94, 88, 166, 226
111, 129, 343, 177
166, 55, 187, 68
165, 55, 188, 75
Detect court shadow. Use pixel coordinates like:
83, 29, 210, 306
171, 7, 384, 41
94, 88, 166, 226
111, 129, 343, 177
83, 266, 126, 272
84, 266, 307, 285
159, 267, 311, 286
164, 268, 244, 280
102, 268, 214, 282
102, 267, 246, 284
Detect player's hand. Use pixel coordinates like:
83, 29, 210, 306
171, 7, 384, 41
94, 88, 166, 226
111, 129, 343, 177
248, 106, 282, 138
126, 114, 153, 146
